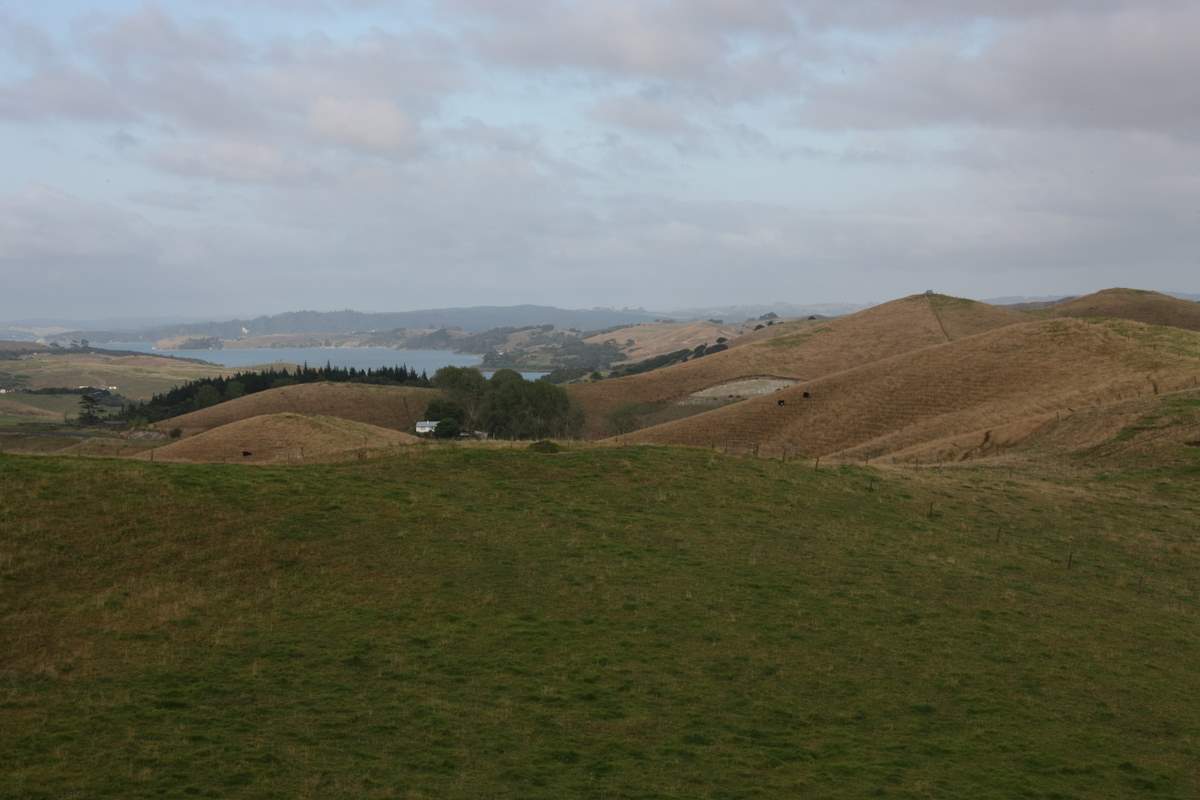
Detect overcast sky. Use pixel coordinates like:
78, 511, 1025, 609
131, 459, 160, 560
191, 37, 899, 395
1, 0, 1198, 319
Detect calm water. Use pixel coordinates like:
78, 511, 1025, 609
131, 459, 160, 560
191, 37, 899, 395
102, 342, 547, 380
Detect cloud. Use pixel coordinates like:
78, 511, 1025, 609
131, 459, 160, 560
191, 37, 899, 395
796, 4, 1200, 137
0, 185, 159, 265
309, 96, 419, 155
456, 0, 805, 93
150, 140, 323, 185
0, 65, 130, 122
590, 93, 699, 137
2, 1, 1199, 320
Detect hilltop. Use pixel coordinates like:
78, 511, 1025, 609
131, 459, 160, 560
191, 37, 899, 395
620, 318, 1200, 460
584, 319, 744, 364
570, 294, 1027, 436
153, 382, 439, 437
1048, 288, 1200, 331
142, 413, 420, 464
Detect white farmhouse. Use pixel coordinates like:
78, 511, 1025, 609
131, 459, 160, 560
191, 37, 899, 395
414, 420, 439, 435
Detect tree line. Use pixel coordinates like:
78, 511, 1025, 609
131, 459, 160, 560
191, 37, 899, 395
425, 366, 582, 440
120, 363, 431, 423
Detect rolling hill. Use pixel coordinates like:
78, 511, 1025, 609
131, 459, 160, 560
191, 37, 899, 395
885, 386, 1200, 467
619, 318, 1200, 460
570, 294, 1028, 436
153, 382, 439, 436
585, 320, 744, 363
3, 446, 1198, 797
142, 413, 420, 464
1049, 288, 1200, 331
2, 351, 231, 400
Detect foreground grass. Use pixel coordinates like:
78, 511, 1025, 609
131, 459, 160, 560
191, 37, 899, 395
1, 447, 1198, 798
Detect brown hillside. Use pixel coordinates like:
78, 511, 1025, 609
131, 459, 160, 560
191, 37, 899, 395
0, 397, 61, 421
1050, 288, 1200, 331
154, 382, 439, 436
569, 294, 1026, 437
586, 320, 743, 363
619, 318, 1200, 460
142, 413, 421, 464
0, 340, 49, 355
884, 387, 1200, 467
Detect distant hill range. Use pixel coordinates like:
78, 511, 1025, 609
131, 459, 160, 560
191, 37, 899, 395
54, 306, 670, 343
659, 302, 866, 321
987, 291, 1200, 309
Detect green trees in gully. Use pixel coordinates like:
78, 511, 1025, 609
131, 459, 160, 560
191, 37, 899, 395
429, 366, 582, 440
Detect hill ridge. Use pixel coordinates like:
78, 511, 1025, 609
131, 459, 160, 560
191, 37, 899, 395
570, 293, 1027, 436
617, 317, 1200, 460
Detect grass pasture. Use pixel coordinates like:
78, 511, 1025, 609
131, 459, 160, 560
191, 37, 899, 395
2, 446, 1199, 798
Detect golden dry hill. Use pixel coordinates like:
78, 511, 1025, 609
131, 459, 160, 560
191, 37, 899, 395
141, 413, 421, 464
153, 382, 439, 437
619, 318, 1200, 461
886, 385, 1200, 467
585, 320, 743, 363
569, 294, 1027, 436
1049, 288, 1200, 331
0, 396, 62, 423
5, 351, 231, 400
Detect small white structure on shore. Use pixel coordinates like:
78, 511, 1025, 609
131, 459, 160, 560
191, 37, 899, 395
415, 420, 439, 435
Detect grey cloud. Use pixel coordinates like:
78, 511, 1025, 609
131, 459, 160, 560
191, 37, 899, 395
0, 185, 159, 265
457, 0, 804, 88
106, 129, 141, 150
2, 1, 1198, 319
79, 4, 247, 68
796, 5, 1200, 136
149, 139, 327, 185
590, 93, 699, 137
0, 65, 130, 122
0, 10, 58, 65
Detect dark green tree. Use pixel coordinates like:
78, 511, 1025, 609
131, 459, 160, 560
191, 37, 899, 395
193, 385, 222, 410
432, 366, 488, 426
433, 418, 462, 439
78, 394, 102, 425
425, 398, 466, 426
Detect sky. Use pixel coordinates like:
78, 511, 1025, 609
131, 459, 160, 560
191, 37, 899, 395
1, 0, 1198, 320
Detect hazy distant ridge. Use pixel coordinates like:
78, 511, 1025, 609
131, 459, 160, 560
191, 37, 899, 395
64, 305, 669, 342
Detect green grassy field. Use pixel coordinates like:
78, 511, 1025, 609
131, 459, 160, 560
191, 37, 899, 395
2, 447, 1198, 798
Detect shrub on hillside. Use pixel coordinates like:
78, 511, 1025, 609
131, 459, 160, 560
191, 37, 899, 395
433, 418, 462, 439
425, 397, 467, 426
434, 366, 582, 440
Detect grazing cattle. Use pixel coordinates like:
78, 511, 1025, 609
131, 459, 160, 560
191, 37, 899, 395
802, 391, 811, 399
242, 450, 253, 457
777, 399, 786, 407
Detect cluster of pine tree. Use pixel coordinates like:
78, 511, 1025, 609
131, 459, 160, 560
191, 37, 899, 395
121, 363, 431, 423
